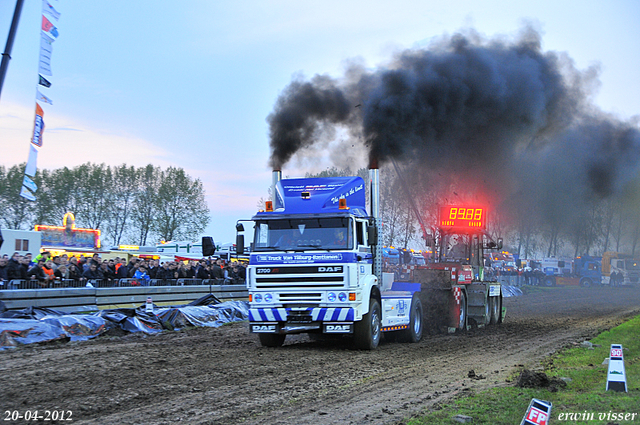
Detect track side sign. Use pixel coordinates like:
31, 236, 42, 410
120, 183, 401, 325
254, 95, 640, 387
521, 398, 552, 425
606, 344, 628, 392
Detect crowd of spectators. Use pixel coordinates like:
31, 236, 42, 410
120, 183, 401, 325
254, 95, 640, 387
0, 251, 247, 288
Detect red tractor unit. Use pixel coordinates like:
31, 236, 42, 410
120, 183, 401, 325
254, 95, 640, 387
389, 205, 505, 332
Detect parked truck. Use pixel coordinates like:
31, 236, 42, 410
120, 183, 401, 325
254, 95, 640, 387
236, 167, 505, 349
601, 252, 640, 286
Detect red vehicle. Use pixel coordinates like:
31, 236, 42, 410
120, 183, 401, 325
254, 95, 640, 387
389, 205, 505, 332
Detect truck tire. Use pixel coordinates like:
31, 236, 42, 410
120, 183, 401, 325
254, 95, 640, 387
543, 276, 555, 287
483, 294, 491, 326
399, 294, 423, 343
258, 333, 286, 347
489, 296, 501, 325
454, 291, 467, 332
580, 278, 593, 288
354, 298, 382, 350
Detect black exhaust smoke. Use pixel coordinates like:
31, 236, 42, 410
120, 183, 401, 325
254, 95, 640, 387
267, 25, 640, 221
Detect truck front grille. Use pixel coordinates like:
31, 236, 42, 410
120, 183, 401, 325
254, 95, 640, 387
279, 293, 323, 303
254, 265, 346, 290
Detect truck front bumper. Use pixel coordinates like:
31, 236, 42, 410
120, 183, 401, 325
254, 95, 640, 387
249, 307, 355, 334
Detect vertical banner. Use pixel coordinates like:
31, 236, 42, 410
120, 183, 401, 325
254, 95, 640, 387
38, 33, 53, 76
20, 0, 61, 201
25, 145, 39, 177
30, 102, 45, 147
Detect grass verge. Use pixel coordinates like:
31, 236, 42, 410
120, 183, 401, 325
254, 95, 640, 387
407, 315, 640, 424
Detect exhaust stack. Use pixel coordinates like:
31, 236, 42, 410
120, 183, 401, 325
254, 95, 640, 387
271, 169, 282, 205
369, 157, 382, 278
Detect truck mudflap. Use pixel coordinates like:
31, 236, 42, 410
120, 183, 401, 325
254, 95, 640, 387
249, 307, 355, 322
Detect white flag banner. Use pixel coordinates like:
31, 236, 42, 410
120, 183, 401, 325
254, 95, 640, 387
36, 89, 52, 105
23, 175, 38, 193
42, 1, 61, 21
20, 185, 37, 201
38, 33, 53, 76
25, 145, 39, 177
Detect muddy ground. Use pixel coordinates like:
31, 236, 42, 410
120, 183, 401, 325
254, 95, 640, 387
1, 285, 640, 425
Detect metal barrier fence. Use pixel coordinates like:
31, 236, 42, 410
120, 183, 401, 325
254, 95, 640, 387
0, 280, 249, 312
0, 278, 245, 290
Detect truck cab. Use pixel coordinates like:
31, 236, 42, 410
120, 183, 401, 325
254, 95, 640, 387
240, 175, 392, 348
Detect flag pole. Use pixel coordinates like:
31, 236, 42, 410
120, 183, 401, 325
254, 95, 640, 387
0, 0, 25, 102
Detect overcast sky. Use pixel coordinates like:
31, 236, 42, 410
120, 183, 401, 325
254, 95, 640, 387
1, 0, 638, 244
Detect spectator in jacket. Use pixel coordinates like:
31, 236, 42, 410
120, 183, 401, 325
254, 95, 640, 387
6, 252, 25, 280
133, 265, 151, 286
126, 258, 138, 277
179, 261, 190, 278
0, 257, 8, 283
211, 259, 224, 282
99, 262, 116, 285
42, 260, 56, 284
147, 260, 158, 279
82, 262, 101, 280
28, 259, 47, 286
78, 255, 88, 272
116, 258, 129, 280
195, 260, 210, 279
236, 262, 246, 282
51, 256, 61, 271
54, 264, 69, 282
68, 257, 84, 281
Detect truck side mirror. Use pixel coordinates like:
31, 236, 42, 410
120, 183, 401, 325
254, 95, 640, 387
367, 225, 378, 246
497, 238, 503, 250
236, 234, 245, 255
202, 236, 216, 256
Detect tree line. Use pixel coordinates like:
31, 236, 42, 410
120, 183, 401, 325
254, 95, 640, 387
0, 163, 210, 246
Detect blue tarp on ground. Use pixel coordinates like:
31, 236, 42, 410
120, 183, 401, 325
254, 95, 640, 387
0, 298, 250, 350
502, 285, 524, 297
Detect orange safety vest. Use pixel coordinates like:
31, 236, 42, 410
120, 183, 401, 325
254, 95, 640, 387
43, 266, 55, 280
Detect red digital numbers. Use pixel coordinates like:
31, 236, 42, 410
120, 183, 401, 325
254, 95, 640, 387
439, 206, 486, 229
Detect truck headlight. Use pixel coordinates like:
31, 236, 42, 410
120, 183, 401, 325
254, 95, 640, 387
264, 293, 273, 303
338, 292, 347, 302
327, 292, 336, 302
254, 293, 263, 303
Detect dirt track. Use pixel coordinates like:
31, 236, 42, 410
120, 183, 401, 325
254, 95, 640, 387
2, 285, 640, 425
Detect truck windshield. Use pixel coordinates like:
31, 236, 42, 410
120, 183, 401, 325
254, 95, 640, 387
253, 217, 353, 251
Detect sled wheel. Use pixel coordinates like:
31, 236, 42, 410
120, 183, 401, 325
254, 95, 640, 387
455, 291, 467, 331
489, 295, 501, 325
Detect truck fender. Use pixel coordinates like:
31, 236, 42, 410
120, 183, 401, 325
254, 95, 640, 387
357, 275, 380, 320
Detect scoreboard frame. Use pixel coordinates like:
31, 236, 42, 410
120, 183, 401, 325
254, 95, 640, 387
438, 206, 487, 230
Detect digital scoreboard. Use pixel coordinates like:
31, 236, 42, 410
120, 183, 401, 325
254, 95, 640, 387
439, 206, 486, 229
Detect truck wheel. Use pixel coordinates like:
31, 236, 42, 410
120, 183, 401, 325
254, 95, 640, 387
399, 295, 423, 343
454, 291, 467, 331
489, 296, 501, 325
483, 294, 491, 326
543, 277, 555, 287
580, 278, 592, 288
354, 298, 382, 350
258, 333, 286, 347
